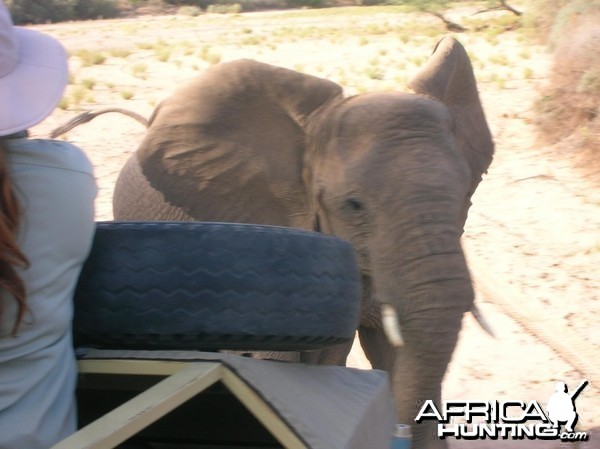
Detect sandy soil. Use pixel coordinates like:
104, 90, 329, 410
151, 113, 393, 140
29, 6, 598, 447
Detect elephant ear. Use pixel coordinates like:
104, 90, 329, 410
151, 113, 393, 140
408, 36, 494, 195
136, 59, 342, 227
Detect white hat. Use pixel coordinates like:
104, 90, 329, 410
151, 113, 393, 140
0, 2, 68, 136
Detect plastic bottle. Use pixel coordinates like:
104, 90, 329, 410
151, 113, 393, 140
391, 423, 412, 449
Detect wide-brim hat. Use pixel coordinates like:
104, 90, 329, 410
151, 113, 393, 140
0, 2, 68, 136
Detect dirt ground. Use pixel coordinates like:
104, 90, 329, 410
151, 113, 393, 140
29, 5, 598, 448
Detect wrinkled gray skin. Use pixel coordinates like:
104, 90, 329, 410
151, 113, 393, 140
113, 36, 494, 448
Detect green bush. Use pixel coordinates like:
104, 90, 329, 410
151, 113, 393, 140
7, 0, 120, 24
384, 0, 452, 12
210, 0, 288, 11
285, 0, 325, 7
74, 0, 121, 19
7, 0, 78, 24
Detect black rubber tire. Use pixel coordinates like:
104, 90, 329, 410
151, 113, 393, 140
73, 222, 361, 351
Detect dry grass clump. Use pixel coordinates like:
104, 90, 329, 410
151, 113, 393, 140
206, 3, 242, 13
536, 19, 600, 141
522, 0, 568, 42
532, 1, 600, 176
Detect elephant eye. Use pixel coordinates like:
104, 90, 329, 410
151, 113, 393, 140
345, 197, 365, 212
340, 195, 370, 225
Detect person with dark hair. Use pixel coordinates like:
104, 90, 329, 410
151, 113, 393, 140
0, 2, 97, 447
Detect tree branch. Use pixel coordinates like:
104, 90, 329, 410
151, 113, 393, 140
500, 0, 522, 16
427, 11, 468, 33
474, 0, 522, 17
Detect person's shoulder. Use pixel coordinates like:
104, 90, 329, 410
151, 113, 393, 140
43, 139, 94, 173
9, 138, 94, 175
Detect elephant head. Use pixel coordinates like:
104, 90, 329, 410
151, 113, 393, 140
113, 36, 494, 448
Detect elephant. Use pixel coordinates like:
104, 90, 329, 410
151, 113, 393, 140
110, 36, 494, 448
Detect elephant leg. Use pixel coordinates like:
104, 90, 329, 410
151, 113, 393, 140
299, 340, 353, 366
358, 324, 396, 372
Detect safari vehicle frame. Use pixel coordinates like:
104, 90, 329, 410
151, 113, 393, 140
51, 222, 396, 449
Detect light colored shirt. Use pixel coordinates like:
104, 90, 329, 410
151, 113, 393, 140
0, 137, 97, 449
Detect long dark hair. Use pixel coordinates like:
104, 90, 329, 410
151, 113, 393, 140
0, 139, 29, 335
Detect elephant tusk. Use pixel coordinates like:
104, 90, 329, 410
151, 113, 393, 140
471, 304, 496, 338
382, 304, 404, 347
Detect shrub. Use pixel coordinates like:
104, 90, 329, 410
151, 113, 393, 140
74, 0, 120, 19
7, 0, 120, 24
131, 62, 148, 78
109, 48, 133, 58
206, 3, 242, 13
548, 1, 600, 44
81, 78, 96, 89
177, 5, 203, 15
73, 49, 107, 66
285, 0, 324, 7
199, 46, 222, 64
7, 0, 78, 24
522, 0, 569, 41
533, 0, 600, 172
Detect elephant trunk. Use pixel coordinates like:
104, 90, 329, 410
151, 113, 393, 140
372, 222, 474, 447
393, 276, 471, 448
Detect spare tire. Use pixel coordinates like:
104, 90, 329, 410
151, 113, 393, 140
73, 222, 361, 352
